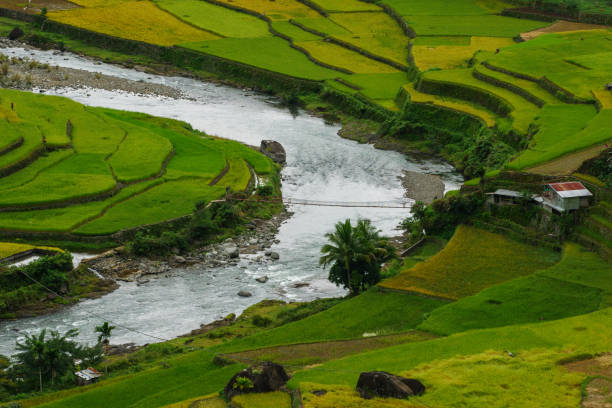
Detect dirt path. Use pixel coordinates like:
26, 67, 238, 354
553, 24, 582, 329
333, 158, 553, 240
221, 331, 436, 369
520, 20, 609, 41
565, 353, 612, 408
527, 140, 611, 176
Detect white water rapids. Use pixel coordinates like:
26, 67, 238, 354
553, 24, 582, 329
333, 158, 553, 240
0, 47, 462, 355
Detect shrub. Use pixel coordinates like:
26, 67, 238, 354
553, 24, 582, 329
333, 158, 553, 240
251, 315, 273, 328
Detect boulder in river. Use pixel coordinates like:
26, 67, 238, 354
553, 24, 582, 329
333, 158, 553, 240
222, 243, 239, 259
356, 371, 425, 399
266, 251, 280, 260
224, 362, 290, 399
238, 290, 252, 297
256, 276, 269, 283
260, 140, 286, 165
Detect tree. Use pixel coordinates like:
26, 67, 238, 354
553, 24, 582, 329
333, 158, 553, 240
12, 328, 101, 394
15, 329, 47, 392
95, 322, 115, 374
320, 219, 359, 295
320, 219, 396, 295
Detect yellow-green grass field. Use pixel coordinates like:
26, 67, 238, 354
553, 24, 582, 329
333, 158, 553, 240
0, 242, 62, 259
0, 89, 274, 236
49, 0, 219, 46
232, 392, 292, 408
419, 243, 611, 335
212, 0, 319, 20
486, 29, 612, 100
412, 36, 514, 70
180, 37, 342, 80
420, 68, 541, 134
508, 105, 608, 170
379, 225, 560, 300
383, 0, 504, 16
292, 308, 612, 407
328, 12, 410, 65
403, 84, 498, 127
307, 0, 380, 12
403, 15, 548, 37
154, 0, 271, 38
295, 40, 400, 74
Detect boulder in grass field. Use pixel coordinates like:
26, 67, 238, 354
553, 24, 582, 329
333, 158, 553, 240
223, 362, 290, 399
8, 27, 24, 41
356, 371, 425, 400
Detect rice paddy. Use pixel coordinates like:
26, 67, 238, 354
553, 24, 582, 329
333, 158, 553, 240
379, 225, 560, 300
48, 0, 219, 46
0, 89, 273, 236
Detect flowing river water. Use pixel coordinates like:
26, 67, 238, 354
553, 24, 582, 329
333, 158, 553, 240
0, 47, 462, 355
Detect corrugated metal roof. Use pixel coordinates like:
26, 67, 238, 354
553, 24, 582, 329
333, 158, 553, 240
488, 189, 523, 198
75, 368, 103, 381
547, 182, 592, 198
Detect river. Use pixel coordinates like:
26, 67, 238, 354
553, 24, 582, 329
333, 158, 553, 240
0, 47, 462, 355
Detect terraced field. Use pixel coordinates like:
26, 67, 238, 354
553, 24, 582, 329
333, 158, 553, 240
39, 0, 612, 175
0, 89, 273, 236
379, 225, 560, 299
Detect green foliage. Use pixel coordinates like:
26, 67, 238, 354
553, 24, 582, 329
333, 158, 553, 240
13, 328, 102, 393
402, 193, 484, 238
232, 376, 254, 391
127, 231, 188, 256
320, 219, 396, 295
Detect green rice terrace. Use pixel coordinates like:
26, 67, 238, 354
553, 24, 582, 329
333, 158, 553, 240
0, 88, 274, 237
0, 0, 604, 176
0, 0, 610, 407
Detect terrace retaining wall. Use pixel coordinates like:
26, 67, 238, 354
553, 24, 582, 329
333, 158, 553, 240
416, 76, 514, 117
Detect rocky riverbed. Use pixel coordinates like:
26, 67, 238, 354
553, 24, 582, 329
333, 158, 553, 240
85, 211, 293, 289
0, 39, 184, 98
400, 170, 446, 204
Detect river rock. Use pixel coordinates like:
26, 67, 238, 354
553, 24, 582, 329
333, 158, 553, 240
8, 27, 24, 41
260, 140, 286, 165
356, 371, 425, 400
174, 255, 186, 264
291, 282, 309, 288
223, 243, 239, 259
238, 290, 252, 297
269, 252, 280, 260
224, 362, 290, 399
256, 276, 269, 283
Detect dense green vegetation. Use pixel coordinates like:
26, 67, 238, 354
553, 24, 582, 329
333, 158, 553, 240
0, 252, 115, 318
0, 89, 275, 237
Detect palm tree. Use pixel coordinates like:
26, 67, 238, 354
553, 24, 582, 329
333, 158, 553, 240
15, 329, 47, 392
319, 219, 359, 295
95, 322, 115, 374
354, 219, 396, 292
320, 219, 396, 295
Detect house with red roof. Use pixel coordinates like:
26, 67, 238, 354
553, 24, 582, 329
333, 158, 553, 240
538, 182, 592, 214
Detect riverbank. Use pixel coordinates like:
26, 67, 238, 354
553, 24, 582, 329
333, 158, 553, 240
85, 210, 293, 285
0, 38, 184, 97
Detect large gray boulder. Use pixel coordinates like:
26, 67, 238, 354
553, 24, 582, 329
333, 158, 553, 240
223, 362, 290, 399
260, 140, 286, 165
356, 371, 425, 399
